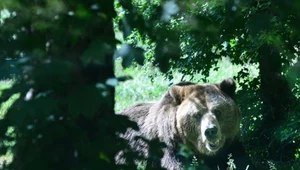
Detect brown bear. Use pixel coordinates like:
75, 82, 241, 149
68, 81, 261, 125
117, 78, 256, 170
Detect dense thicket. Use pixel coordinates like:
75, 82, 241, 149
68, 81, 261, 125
0, 0, 299, 169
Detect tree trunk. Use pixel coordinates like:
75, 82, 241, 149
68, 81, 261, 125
258, 44, 293, 123
257, 44, 295, 161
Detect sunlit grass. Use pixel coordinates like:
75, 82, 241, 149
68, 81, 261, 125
115, 58, 172, 112
115, 57, 258, 112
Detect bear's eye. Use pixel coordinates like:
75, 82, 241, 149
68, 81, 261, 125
195, 114, 202, 120
214, 110, 221, 118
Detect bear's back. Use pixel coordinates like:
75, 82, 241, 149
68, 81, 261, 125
118, 102, 154, 127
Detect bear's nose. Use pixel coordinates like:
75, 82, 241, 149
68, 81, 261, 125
205, 126, 218, 139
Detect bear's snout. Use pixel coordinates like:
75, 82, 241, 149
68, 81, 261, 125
200, 113, 220, 141
204, 125, 218, 140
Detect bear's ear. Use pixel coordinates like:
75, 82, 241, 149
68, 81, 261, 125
169, 86, 184, 105
217, 78, 236, 98
168, 82, 196, 104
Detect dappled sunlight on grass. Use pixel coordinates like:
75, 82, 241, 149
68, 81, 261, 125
115, 58, 171, 112
114, 57, 259, 112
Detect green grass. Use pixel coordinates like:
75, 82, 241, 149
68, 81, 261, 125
115, 56, 258, 112
114, 59, 172, 112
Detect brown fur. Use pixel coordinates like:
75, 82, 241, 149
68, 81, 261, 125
117, 78, 241, 169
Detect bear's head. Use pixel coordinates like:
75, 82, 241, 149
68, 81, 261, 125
169, 78, 241, 156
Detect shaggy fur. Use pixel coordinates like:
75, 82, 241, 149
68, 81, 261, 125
117, 78, 255, 170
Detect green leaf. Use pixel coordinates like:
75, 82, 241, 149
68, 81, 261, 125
75, 4, 92, 19
99, 152, 110, 163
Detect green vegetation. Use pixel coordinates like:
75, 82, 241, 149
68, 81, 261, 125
0, 81, 16, 168
115, 57, 259, 112
0, 0, 300, 169
0, 80, 18, 118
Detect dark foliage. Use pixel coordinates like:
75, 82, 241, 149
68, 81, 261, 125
0, 0, 299, 169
